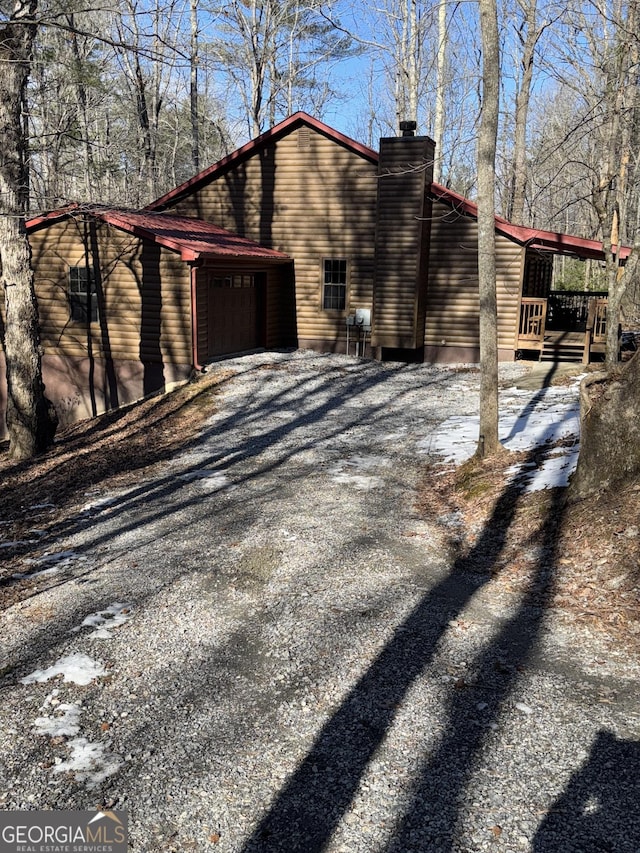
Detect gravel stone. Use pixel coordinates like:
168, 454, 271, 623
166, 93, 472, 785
1, 350, 639, 852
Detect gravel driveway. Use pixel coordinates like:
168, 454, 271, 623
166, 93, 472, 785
1, 350, 639, 853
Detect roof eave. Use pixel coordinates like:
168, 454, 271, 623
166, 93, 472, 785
430, 181, 629, 261
26, 204, 80, 232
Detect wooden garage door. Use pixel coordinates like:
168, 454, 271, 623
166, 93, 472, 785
207, 273, 262, 357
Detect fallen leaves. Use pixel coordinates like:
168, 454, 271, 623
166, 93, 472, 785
416, 453, 640, 655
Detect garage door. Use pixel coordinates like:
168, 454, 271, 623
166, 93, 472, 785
207, 273, 262, 357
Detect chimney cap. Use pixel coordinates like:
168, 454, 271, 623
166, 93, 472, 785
399, 120, 417, 136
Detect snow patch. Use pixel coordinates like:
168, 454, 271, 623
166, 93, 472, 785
12, 566, 61, 581
70, 602, 133, 638
34, 703, 82, 737
20, 654, 107, 686
13, 549, 87, 580
53, 738, 122, 788
420, 383, 582, 490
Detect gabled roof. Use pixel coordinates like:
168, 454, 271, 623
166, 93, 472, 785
429, 182, 630, 261
147, 111, 379, 212
26, 205, 290, 263
146, 109, 624, 263
41, 115, 622, 264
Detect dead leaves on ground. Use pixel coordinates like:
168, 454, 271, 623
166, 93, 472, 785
416, 453, 640, 653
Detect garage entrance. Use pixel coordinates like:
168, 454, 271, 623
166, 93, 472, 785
207, 272, 264, 357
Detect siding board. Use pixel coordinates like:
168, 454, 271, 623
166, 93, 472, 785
425, 200, 524, 358
169, 126, 378, 348
29, 218, 193, 366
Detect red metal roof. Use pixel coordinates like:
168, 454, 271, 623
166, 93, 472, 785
27, 205, 290, 263
32, 115, 625, 264
429, 182, 630, 261
146, 110, 624, 262
147, 111, 379, 212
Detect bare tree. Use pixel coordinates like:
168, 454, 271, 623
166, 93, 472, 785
590, 0, 640, 365
190, 0, 200, 173
319, 0, 434, 134
112, 0, 186, 201
0, 0, 57, 459
208, 0, 352, 136
1, 0, 227, 458
432, 0, 447, 183
535, 0, 640, 363
501, 0, 555, 224
476, 0, 502, 457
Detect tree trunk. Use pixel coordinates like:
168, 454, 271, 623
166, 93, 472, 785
67, 13, 94, 201
476, 0, 502, 457
508, 0, 540, 225
569, 354, 640, 501
190, 0, 200, 174
433, 0, 447, 185
0, 1, 57, 459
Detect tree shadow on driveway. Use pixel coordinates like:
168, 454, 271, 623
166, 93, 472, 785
240, 452, 565, 852
533, 730, 640, 853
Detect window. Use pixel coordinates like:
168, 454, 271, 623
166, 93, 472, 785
322, 258, 347, 311
69, 266, 97, 323
211, 274, 255, 288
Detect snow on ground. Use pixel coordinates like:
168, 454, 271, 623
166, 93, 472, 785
18, 608, 133, 788
71, 602, 133, 638
12, 549, 87, 580
421, 378, 583, 491
52, 738, 123, 789
34, 701, 82, 737
20, 653, 108, 686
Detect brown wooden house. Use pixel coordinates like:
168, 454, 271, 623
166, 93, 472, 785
0, 206, 292, 438
150, 111, 621, 364
0, 111, 623, 438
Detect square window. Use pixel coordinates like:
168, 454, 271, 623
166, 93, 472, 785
322, 259, 347, 311
69, 266, 97, 323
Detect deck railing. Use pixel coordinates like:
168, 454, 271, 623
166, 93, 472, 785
582, 297, 608, 363
591, 298, 607, 341
518, 297, 547, 346
518, 293, 609, 362
546, 290, 609, 332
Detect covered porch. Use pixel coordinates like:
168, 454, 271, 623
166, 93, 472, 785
517, 290, 608, 363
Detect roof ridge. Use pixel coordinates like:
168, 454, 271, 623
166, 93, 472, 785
145, 111, 379, 212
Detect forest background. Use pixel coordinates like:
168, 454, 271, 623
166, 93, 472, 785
16, 0, 638, 288
2, 0, 640, 464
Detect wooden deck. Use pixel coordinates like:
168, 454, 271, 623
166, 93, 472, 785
516, 294, 607, 363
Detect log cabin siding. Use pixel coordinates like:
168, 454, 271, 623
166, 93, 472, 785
372, 136, 434, 350
265, 264, 297, 348
425, 200, 525, 359
195, 271, 209, 366
29, 217, 193, 366
9, 215, 195, 433
168, 126, 379, 349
